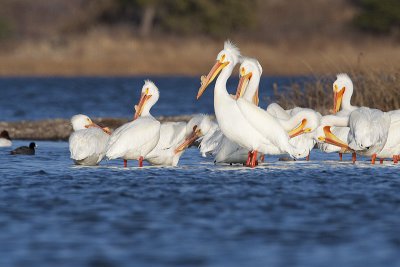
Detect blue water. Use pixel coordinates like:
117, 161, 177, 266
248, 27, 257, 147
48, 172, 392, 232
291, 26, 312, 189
0, 77, 399, 267
0, 76, 301, 121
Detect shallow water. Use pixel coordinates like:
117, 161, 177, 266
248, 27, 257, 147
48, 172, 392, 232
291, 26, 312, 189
1, 141, 399, 267
1, 77, 399, 267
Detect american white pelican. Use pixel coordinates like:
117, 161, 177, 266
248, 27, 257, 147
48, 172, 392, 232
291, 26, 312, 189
208, 57, 263, 165
0, 130, 12, 147
197, 41, 276, 168
106, 80, 161, 167
145, 115, 213, 166
315, 74, 357, 161
320, 74, 392, 164
69, 114, 111, 166
347, 107, 390, 163
234, 60, 315, 162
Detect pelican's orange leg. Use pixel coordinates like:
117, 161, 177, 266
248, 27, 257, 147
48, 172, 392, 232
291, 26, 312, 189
138, 156, 143, 167
380, 158, 384, 164
251, 150, 258, 168
393, 155, 398, 164
339, 153, 343, 161
246, 151, 253, 167
306, 153, 310, 161
352, 152, 357, 164
371, 154, 377, 165
260, 154, 265, 163
124, 159, 127, 168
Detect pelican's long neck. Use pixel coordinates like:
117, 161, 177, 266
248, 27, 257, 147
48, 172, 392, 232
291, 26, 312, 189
278, 112, 310, 131
141, 98, 158, 118
341, 84, 357, 112
243, 72, 260, 103
214, 63, 235, 100
321, 115, 349, 127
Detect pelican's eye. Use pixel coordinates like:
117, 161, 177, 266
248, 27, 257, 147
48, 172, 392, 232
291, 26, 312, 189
241, 67, 246, 76
334, 84, 338, 92
220, 54, 226, 63
145, 88, 149, 94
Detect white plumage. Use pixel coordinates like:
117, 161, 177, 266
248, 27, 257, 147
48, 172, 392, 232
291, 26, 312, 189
69, 114, 110, 166
347, 107, 390, 156
106, 80, 161, 167
146, 114, 214, 166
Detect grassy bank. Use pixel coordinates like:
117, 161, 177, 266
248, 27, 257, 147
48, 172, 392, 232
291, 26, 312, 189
0, 33, 400, 76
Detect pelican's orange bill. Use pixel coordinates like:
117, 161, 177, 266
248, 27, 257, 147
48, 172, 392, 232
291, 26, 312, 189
197, 60, 229, 99
288, 119, 311, 138
333, 86, 345, 114
320, 126, 351, 150
174, 126, 202, 154
134, 93, 152, 120
235, 72, 252, 100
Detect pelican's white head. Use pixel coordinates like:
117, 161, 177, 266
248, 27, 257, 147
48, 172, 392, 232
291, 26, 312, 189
71, 114, 110, 134
174, 115, 213, 154
197, 40, 241, 99
332, 73, 353, 113
236, 57, 263, 104
134, 80, 160, 119
71, 114, 94, 131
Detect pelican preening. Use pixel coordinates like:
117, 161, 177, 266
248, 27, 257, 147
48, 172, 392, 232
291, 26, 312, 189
69, 114, 111, 166
67, 40, 399, 168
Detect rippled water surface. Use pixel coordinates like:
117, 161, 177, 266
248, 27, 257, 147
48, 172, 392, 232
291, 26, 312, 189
0, 77, 399, 267
0, 76, 302, 121
1, 141, 399, 267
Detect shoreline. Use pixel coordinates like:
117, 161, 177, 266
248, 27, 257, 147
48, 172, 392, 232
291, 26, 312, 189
0, 115, 203, 141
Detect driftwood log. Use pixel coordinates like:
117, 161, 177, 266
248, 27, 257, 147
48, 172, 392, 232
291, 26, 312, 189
0, 115, 208, 141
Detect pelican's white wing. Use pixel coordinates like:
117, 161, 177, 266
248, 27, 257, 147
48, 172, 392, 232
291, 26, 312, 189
199, 124, 223, 157
145, 121, 186, 166
69, 128, 110, 163
266, 103, 291, 120
237, 98, 304, 156
347, 107, 390, 155
153, 122, 186, 150
377, 111, 400, 157
106, 117, 161, 160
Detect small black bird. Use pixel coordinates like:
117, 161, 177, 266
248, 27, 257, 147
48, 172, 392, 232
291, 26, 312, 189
10, 142, 36, 155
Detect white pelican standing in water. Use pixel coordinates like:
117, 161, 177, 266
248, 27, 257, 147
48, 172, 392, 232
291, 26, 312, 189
106, 80, 161, 167
234, 58, 319, 161
145, 115, 213, 166
197, 43, 307, 167
318, 74, 391, 164
69, 114, 111, 166
202, 57, 263, 165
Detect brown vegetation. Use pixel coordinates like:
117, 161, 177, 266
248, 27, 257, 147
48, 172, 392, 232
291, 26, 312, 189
0, 0, 399, 76
273, 68, 400, 114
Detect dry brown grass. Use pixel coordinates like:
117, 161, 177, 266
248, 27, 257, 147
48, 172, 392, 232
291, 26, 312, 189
0, 29, 400, 76
273, 67, 400, 114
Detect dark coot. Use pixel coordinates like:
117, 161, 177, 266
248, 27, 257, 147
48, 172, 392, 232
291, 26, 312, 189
10, 142, 36, 155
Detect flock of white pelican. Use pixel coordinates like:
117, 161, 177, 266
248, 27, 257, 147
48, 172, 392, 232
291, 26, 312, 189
66, 41, 400, 168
